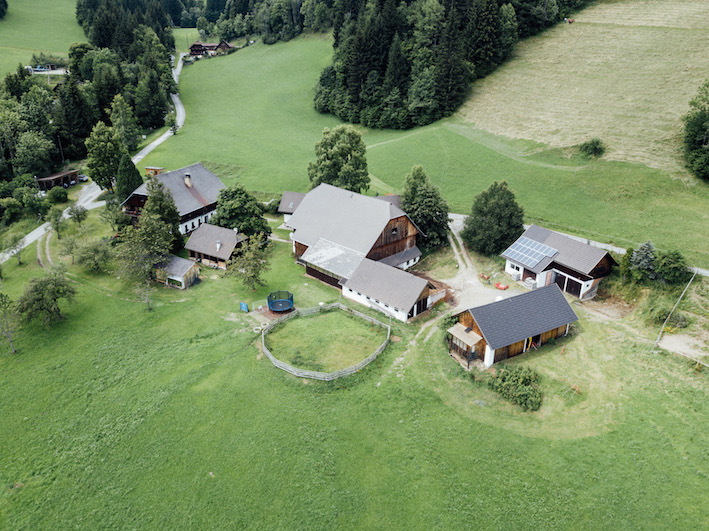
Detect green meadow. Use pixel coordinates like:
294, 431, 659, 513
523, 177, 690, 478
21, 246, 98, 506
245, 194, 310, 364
0, 0, 84, 75
1, 217, 707, 526
141, 37, 709, 267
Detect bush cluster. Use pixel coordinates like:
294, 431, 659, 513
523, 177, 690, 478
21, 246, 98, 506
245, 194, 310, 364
578, 138, 605, 158
486, 365, 542, 411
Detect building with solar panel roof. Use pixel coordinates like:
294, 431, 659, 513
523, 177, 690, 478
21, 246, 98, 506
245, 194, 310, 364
501, 225, 617, 299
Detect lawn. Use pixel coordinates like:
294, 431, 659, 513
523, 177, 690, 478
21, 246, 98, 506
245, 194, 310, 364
265, 308, 388, 372
140, 32, 709, 267
0, 0, 85, 76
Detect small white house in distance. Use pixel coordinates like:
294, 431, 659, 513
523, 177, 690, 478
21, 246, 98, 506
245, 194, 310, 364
342, 258, 445, 322
501, 225, 617, 299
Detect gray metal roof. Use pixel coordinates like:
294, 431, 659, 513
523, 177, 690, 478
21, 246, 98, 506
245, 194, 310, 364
344, 258, 429, 312
502, 224, 611, 275
467, 284, 578, 350
378, 246, 422, 267
184, 223, 247, 261
300, 238, 365, 280
288, 184, 408, 254
278, 191, 306, 214
156, 255, 197, 278
129, 163, 225, 217
375, 194, 402, 209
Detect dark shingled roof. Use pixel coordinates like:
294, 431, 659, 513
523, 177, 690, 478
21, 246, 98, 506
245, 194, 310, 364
278, 191, 306, 214
344, 258, 429, 312
501, 224, 613, 275
128, 163, 225, 217
467, 284, 578, 350
185, 223, 247, 261
156, 255, 197, 278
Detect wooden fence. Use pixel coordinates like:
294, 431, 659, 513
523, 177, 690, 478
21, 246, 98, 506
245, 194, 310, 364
261, 303, 391, 381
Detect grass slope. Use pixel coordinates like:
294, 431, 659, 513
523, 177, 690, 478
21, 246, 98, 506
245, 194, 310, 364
0, 0, 85, 76
459, 0, 709, 175
143, 36, 709, 267
1, 235, 707, 526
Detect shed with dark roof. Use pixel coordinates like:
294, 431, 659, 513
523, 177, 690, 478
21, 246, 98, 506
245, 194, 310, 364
185, 223, 247, 270
448, 285, 578, 367
501, 224, 616, 299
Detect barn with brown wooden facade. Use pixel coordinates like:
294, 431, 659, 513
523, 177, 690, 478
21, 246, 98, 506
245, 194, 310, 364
286, 183, 443, 321
447, 284, 578, 368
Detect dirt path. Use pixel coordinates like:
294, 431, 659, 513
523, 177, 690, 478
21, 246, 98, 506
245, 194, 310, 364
44, 232, 54, 268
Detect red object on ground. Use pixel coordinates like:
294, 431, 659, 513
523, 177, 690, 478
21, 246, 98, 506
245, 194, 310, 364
495, 282, 509, 290
480, 273, 490, 280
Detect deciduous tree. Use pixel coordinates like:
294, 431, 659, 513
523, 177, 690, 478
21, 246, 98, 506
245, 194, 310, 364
16, 267, 77, 326
142, 176, 181, 249
85, 121, 125, 191
307, 125, 370, 193
68, 204, 88, 228
13, 131, 56, 177
211, 183, 271, 237
226, 232, 271, 290
110, 94, 140, 152
4, 233, 24, 265
655, 249, 692, 285
461, 181, 524, 255
683, 79, 709, 181
0, 291, 20, 354
75, 238, 112, 272
48, 208, 66, 240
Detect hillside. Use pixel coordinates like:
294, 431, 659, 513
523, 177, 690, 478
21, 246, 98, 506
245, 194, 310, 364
142, 36, 709, 267
459, 0, 709, 176
0, 0, 84, 75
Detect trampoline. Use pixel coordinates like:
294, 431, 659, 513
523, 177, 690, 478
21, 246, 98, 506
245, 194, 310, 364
268, 290, 294, 312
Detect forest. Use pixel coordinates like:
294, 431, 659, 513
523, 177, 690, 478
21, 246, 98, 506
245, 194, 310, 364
314, 0, 589, 128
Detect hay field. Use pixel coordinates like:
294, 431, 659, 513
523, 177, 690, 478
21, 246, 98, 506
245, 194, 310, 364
458, 0, 709, 175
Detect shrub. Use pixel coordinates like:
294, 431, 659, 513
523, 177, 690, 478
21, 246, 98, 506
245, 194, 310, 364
47, 187, 68, 204
579, 138, 606, 158
655, 250, 692, 285
486, 365, 543, 411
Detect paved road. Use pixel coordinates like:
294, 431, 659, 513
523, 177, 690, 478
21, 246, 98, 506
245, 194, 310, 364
0, 54, 189, 266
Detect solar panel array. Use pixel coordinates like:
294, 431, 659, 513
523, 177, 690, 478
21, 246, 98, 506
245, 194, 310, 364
504, 236, 557, 268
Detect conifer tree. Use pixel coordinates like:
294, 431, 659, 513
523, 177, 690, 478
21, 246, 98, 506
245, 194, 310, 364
401, 165, 449, 250
135, 69, 167, 129
116, 153, 143, 201
142, 176, 182, 249
85, 122, 125, 191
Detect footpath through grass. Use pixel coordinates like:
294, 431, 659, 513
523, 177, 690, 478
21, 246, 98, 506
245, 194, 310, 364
142, 36, 709, 267
0, 0, 85, 76
265, 309, 388, 372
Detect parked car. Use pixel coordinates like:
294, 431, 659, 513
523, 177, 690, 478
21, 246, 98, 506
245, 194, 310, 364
69, 179, 76, 186
78, 174, 88, 182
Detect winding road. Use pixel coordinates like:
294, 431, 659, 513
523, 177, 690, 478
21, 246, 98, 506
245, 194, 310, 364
0, 54, 189, 265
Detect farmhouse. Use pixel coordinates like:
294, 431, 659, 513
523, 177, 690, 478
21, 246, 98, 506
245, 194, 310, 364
343, 259, 445, 321
122, 163, 225, 235
35, 169, 78, 191
501, 224, 616, 299
185, 223, 247, 270
277, 191, 305, 224
448, 284, 578, 368
155, 255, 200, 289
189, 40, 232, 56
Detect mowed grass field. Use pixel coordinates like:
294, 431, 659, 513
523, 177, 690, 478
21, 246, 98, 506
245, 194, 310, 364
0, 0, 85, 76
142, 35, 709, 267
266, 309, 388, 372
1, 222, 708, 526
458, 0, 709, 176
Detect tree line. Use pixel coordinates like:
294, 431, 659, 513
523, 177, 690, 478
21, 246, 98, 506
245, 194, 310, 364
0, 0, 7, 20
314, 0, 589, 129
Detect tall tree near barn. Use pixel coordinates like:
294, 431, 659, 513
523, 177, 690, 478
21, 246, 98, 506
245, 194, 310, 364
308, 125, 370, 193
401, 165, 449, 250
211, 184, 271, 237
461, 181, 524, 255
85, 122, 125, 191
116, 154, 143, 202
142, 177, 182, 249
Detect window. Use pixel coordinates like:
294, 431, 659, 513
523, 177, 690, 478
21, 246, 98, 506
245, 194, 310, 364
391, 227, 398, 237
511, 264, 520, 272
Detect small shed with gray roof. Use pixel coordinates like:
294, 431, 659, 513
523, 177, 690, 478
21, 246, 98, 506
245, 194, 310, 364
122, 163, 225, 235
448, 284, 578, 368
343, 259, 445, 322
501, 224, 616, 299
277, 191, 306, 224
155, 255, 200, 289
185, 223, 247, 270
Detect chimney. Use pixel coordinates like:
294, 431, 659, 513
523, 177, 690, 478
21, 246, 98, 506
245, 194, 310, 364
184, 173, 192, 188
216, 240, 221, 252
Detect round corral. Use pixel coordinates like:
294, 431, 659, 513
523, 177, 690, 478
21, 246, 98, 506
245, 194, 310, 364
261, 303, 390, 380
267, 290, 294, 312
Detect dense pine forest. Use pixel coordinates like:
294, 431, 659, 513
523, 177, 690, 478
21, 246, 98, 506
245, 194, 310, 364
314, 0, 589, 129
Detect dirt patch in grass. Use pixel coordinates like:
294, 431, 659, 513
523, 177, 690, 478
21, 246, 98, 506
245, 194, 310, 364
458, 0, 709, 176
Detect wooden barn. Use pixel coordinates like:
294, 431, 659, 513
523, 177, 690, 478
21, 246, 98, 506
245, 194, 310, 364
185, 223, 247, 270
122, 163, 225, 235
501, 225, 616, 299
189, 40, 232, 56
447, 284, 578, 368
155, 255, 200, 289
